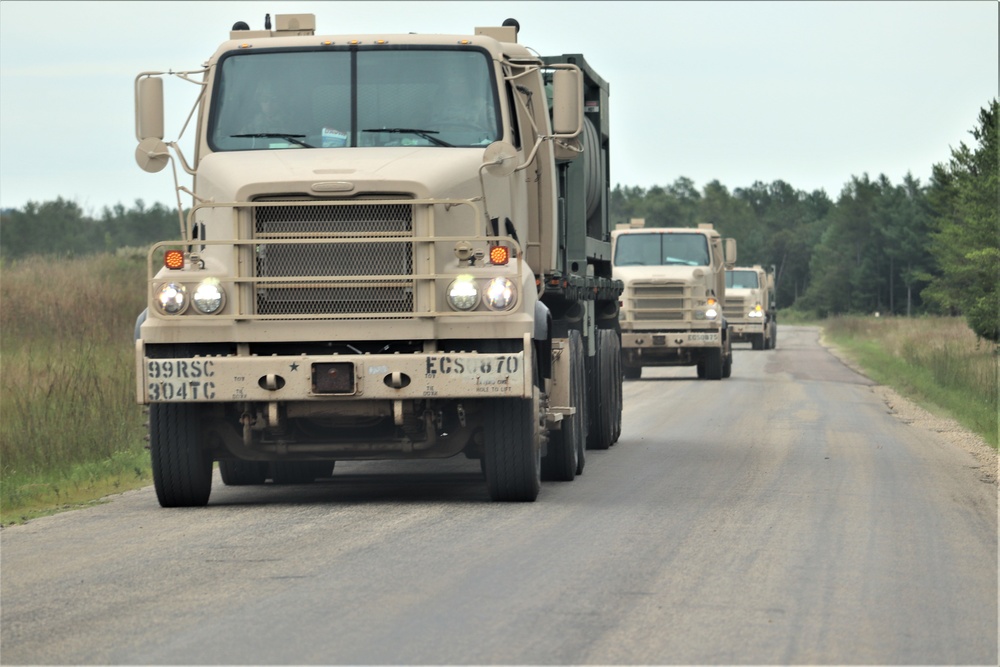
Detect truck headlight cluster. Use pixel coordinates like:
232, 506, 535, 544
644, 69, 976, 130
155, 282, 187, 315
446, 275, 518, 312
696, 297, 719, 320
748, 304, 764, 318
484, 277, 516, 311
192, 278, 226, 314
447, 276, 480, 311
154, 279, 227, 316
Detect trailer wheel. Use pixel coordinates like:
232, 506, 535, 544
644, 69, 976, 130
542, 330, 584, 481
609, 331, 623, 444
588, 330, 618, 450
219, 459, 268, 486
484, 392, 541, 502
150, 403, 212, 507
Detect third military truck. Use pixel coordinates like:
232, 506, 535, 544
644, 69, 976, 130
132, 14, 623, 505
611, 220, 736, 380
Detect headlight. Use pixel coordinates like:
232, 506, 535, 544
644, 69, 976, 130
192, 278, 226, 314
447, 276, 480, 311
704, 307, 719, 319
155, 282, 188, 315
484, 277, 517, 311
748, 304, 764, 318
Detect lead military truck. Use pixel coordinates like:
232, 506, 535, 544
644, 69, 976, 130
133, 14, 624, 506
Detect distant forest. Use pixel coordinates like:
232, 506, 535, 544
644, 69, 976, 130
2, 101, 996, 341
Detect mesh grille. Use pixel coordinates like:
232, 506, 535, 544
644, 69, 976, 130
723, 296, 747, 320
631, 283, 686, 321
254, 201, 414, 317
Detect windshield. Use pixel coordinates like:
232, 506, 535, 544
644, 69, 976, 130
726, 270, 759, 288
614, 233, 710, 267
209, 47, 501, 151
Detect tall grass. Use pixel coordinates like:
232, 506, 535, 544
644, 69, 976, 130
823, 315, 999, 449
1, 252, 151, 523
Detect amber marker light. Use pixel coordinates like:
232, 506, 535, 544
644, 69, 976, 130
489, 245, 510, 265
164, 250, 185, 270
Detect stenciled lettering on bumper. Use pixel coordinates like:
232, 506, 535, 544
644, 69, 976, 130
139, 351, 529, 403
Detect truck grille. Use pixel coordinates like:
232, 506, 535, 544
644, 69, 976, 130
629, 282, 686, 322
723, 296, 746, 320
254, 200, 413, 317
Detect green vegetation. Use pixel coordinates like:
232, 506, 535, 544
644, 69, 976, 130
1, 252, 151, 524
823, 316, 998, 449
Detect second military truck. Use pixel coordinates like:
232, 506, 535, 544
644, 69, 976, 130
724, 265, 777, 350
611, 220, 736, 380
133, 14, 623, 505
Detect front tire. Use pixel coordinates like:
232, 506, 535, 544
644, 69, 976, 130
483, 394, 541, 502
150, 403, 212, 507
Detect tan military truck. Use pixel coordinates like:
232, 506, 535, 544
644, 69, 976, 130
132, 14, 624, 506
611, 220, 736, 380
724, 265, 777, 350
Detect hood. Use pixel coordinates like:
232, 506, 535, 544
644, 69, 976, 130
195, 146, 490, 201
613, 264, 713, 285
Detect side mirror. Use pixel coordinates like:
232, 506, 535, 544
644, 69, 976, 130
724, 238, 737, 269
136, 75, 164, 141
551, 68, 581, 136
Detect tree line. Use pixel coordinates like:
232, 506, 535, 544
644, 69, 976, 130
1, 101, 996, 341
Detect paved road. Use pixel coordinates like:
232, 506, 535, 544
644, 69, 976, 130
2, 326, 996, 665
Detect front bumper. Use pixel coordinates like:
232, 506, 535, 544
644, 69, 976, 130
137, 336, 532, 403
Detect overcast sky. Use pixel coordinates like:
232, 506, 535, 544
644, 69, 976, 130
0, 1, 996, 215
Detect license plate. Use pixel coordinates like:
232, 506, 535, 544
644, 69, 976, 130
689, 333, 719, 342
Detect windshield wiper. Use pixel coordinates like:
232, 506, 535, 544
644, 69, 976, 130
363, 128, 453, 148
231, 133, 314, 148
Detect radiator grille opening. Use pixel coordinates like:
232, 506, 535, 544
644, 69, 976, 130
254, 201, 414, 317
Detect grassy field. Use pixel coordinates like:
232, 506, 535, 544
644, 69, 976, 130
1, 257, 996, 524
1, 252, 151, 524
821, 315, 998, 449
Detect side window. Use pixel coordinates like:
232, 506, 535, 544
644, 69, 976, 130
505, 80, 522, 150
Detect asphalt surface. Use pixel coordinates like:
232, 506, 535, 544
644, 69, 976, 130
1, 326, 996, 665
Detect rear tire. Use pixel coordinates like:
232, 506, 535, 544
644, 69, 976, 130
483, 394, 541, 502
588, 330, 618, 450
542, 331, 584, 481
150, 403, 212, 507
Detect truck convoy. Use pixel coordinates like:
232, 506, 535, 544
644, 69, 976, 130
132, 14, 624, 506
611, 219, 736, 380
724, 265, 777, 350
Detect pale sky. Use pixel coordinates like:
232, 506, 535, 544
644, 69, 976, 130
0, 1, 996, 215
